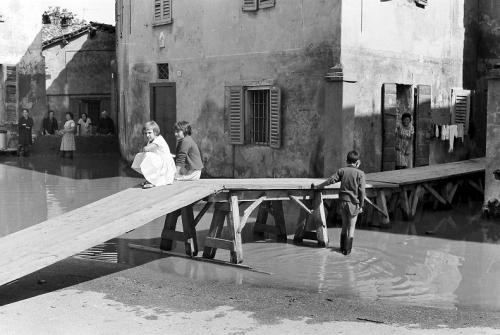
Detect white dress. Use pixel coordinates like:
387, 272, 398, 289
60, 120, 76, 151
78, 118, 92, 136
131, 135, 175, 186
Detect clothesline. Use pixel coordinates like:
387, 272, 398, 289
431, 123, 466, 153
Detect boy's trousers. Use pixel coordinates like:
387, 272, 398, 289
339, 201, 359, 237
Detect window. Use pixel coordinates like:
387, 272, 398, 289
227, 85, 281, 148
5, 65, 17, 122
242, 0, 275, 12
157, 63, 169, 80
451, 88, 471, 134
153, 0, 172, 26
415, 0, 427, 7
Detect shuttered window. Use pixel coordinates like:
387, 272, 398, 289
242, 0, 258, 11
226, 85, 281, 148
153, 0, 172, 26
259, 0, 276, 9
5, 65, 17, 122
451, 88, 471, 135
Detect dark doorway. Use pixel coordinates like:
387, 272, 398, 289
150, 82, 177, 151
82, 100, 101, 123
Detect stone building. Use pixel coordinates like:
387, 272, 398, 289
115, 0, 482, 177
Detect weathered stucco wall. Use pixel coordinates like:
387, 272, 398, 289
485, 74, 500, 203
341, 0, 468, 172
117, 0, 341, 177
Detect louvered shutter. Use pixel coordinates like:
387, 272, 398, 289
382, 83, 397, 171
153, 0, 172, 25
451, 88, 471, 134
228, 86, 244, 145
415, 85, 431, 167
5, 65, 17, 122
259, 0, 275, 9
269, 87, 281, 149
242, 0, 258, 11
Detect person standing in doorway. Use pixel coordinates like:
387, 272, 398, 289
77, 113, 92, 136
395, 112, 414, 170
174, 121, 203, 181
96, 110, 115, 135
18, 108, 34, 156
42, 110, 59, 135
59, 112, 76, 158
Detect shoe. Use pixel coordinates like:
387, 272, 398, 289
340, 233, 346, 253
142, 182, 155, 189
343, 237, 353, 255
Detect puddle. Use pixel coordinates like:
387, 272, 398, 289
1, 154, 500, 311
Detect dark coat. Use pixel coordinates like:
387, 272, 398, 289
18, 116, 34, 146
42, 116, 59, 135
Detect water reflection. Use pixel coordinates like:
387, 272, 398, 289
2, 154, 500, 311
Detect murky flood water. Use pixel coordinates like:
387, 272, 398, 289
1, 154, 500, 311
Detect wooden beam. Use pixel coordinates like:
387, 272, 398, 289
227, 194, 243, 264
193, 202, 213, 227
161, 230, 185, 242
468, 179, 484, 195
423, 183, 447, 205
238, 196, 266, 233
401, 188, 411, 220
288, 195, 312, 215
365, 196, 388, 219
253, 223, 277, 234
410, 185, 423, 217
202, 204, 227, 259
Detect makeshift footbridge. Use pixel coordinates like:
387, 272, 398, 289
0, 158, 484, 287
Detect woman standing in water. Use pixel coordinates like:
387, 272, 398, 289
395, 112, 414, 170
17, 108, 34, 156
60, 112, 76, 158
77, 113, 92, 136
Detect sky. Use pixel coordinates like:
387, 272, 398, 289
36, 0, 115, 24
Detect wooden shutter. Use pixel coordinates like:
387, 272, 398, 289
228, 86, 244, 145
269, 86, 281, 149
259, 0, 275, 9
415, 85, 432, 167
153, 0, 172, 25
382, 83, 397, 171
5, 65, 17, 122
451, 88, 471, 134
242, 0, 258, 11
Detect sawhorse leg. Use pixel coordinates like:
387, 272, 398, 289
159, 206, 198, 257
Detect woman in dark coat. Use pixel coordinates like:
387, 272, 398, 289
18, 108, 34, 156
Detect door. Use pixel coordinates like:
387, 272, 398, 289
382, 83, 397, 171
414, 85, 431, 167
150, 82, 177, 151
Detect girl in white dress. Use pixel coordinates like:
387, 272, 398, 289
131, 121, 176, 188
77, 113, 92, 136
60, 112, 76, 158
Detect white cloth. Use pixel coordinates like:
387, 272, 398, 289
448, 125, 458, 152
175, 169, 201, 181
60, 120, 76, 151
78, 118, 92, 136
132, 135, 175, 186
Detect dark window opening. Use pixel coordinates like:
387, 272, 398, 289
248, 89, 269, 145
158, 63, 169, 80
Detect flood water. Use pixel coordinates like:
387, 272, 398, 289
1, 153, 500, 312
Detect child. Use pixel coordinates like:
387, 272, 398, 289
174, 121, 203, 181
132, 121, 176, 189
395, 112, 414, 170
314, 150, 366, 255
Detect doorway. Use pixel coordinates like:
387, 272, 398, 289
150, 82, 177, 151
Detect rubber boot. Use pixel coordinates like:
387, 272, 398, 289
340, 233, 346, 253
343, 237, 353, 255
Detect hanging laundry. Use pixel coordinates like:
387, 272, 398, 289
457, 124, 464, 141
448, 124, 458, 152
435, 124, 439, 138
441, 125, 449, 141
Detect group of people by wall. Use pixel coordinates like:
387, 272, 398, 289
17, 109, 115, 157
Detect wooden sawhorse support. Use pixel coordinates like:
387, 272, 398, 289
160, 202, 212, 257
291, 191, 328, 247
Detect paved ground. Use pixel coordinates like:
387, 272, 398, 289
1, 256, 499, 335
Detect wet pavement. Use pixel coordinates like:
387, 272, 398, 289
1, 153, 500, 313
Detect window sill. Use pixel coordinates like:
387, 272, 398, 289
152, 19, 172, 27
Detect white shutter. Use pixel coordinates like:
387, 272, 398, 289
5, 65, 17, 122
259, 0, 275, 9
269, 86, 281, 149
242, 0, 258, 11
451, 88, 471, 134
227, 86, 244, 145
153, 0, 172, 25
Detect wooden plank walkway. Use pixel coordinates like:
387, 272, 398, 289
0, 158, 484, 286
0, 178, 393, 287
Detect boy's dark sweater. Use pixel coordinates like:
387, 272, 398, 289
175, 135, 204, 171
326, 165, 366, 207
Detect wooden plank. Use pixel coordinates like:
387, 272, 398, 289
289, 195, 312, 214
365, 196, 388, 219
204, 237, 235, 252
238, 196, 266, 233
423, 183, 447, 205
161, 230, 185, 242
227, 194, 243, 264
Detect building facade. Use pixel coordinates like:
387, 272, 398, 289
116, 0, 483, 177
